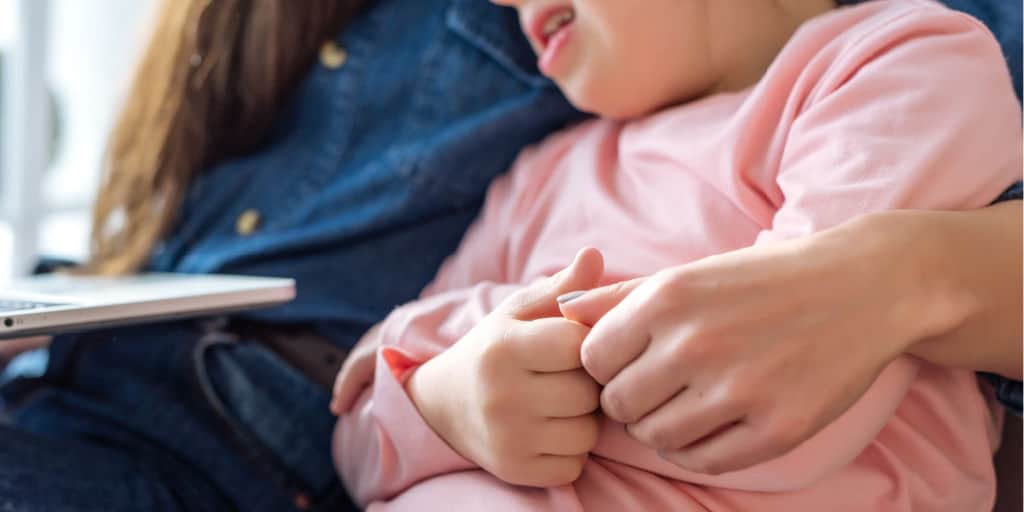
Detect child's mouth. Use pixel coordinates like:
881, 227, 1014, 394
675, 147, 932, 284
538, 8, 575, 48
529, 6, 576, 75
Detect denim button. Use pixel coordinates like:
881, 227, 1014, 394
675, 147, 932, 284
235, 209, 261, 236
319, 41, 348, 70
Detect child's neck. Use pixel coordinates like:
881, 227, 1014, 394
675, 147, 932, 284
709, 0, 836, 95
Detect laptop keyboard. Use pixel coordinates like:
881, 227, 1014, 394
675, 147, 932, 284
0, 300, 65, 313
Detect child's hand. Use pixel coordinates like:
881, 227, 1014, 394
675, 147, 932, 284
330, 323, 383, 415
407, 248, 605, 488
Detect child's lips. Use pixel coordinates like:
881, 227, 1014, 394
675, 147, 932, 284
538, 23, 573, 76
528, 5, 575, 52
526, 5, 576, 76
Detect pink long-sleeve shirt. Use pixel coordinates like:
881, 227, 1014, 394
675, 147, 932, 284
333, 1, 1023, 510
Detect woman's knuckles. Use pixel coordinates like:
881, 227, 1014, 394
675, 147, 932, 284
634, 417, 695, 452
715, 375, 756, 410
671, 451, 729, 476
579, 339, 606, 383
600, 385, 642, 424
759, 411, 813, 453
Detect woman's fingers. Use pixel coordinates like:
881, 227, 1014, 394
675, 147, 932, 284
598, 341, 690, 424
0, 336, 51, 361
579, 304, 651, 385
625, 386, 744, 454
558, 277, 645, 327
659, 420, 791, 476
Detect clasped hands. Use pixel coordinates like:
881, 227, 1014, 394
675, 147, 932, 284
333, 243, 902, 487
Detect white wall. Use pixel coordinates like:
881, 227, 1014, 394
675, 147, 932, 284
0, 0, 156, 281
0, 0, 8, 282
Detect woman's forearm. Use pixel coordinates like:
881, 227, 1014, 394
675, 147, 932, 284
0, 336, 51, 367
898, 202, 1022, 379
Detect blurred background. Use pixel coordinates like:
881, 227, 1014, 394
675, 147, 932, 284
0, 0, 155, 283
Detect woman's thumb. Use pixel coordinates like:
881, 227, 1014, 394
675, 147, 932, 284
558, 277, 645, 327
502, 247, 604, 320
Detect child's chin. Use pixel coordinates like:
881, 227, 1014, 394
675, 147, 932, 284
560, 78, 654, 120
566, 90, 650, 121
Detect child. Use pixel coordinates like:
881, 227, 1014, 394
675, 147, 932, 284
332, 0, 1022, 509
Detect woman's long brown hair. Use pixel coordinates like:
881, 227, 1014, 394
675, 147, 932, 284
88, 0, 364, 274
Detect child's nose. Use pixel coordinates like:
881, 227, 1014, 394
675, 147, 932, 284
490, 0, 521, 7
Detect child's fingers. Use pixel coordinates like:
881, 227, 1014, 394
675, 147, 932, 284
537, 415, 602, 457
499, 247, 604, 321
527, 369, 600, 418
525, 454, 590, 487
511, 317, 590, 372
330, 349, 376, 415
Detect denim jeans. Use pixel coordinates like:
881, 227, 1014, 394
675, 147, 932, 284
0, 321, 356, 511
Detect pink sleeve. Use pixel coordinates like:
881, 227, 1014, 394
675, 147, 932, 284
333, 163, 531, 504
333, 282, 521, 505
757, 7, 1021, 244
735, 6, 1021, 487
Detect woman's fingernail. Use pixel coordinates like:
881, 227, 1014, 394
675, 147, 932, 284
557, 291, 586, 304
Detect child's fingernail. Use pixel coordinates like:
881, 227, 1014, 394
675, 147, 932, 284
557, 291, 586, 304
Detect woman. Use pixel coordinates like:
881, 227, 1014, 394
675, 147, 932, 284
0, 1, 1018, 511
0, 0, 582, 509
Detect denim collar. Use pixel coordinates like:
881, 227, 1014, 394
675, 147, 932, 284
446, 0, 553, 88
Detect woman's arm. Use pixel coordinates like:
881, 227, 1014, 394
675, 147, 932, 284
0, 337, 51, 370
893, 201, 1022, 380
562, 9, 1022, 476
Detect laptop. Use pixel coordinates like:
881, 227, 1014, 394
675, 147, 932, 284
0, 273, 295, 340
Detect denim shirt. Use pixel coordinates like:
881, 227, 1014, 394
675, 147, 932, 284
147, 0, 586, 347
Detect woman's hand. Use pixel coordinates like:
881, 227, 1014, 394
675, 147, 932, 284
902, 202, 1022, 379
0, 336, 51, 370
559, 213, 974, 475
330, 323, 383, 415
407, 249, 604, 488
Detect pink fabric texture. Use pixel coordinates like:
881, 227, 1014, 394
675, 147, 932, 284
333, 1, 1023, 510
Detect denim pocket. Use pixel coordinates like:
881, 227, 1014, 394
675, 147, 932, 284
198, 339, 340, 503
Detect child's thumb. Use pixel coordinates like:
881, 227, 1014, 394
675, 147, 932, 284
557, 277, 645, 327
502, 247, 604, 320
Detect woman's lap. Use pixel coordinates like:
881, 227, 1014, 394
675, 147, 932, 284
0, 423, 232, 511
0, 320, 354, 511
